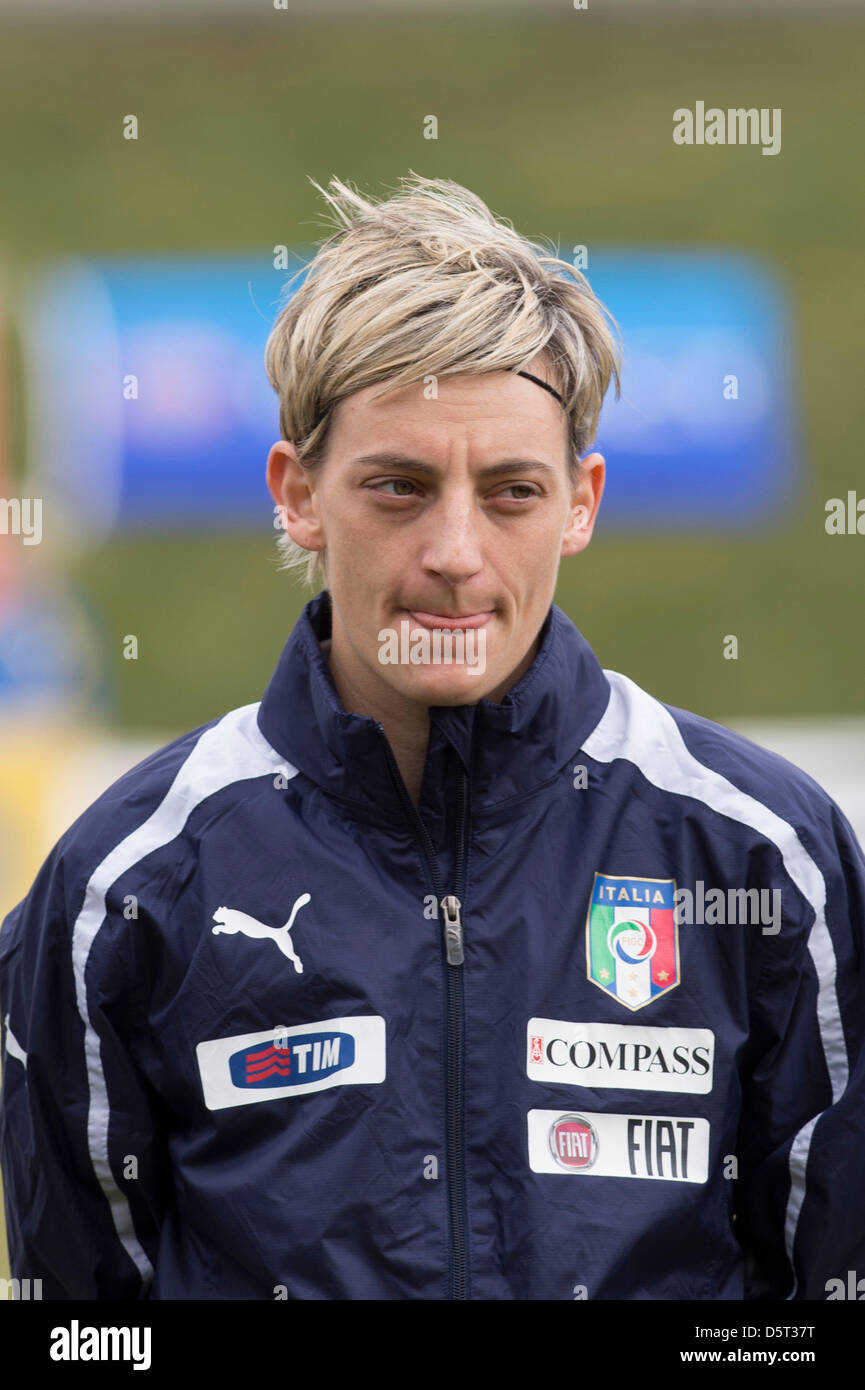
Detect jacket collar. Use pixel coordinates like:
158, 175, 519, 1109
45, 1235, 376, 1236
257, 589, 611, 825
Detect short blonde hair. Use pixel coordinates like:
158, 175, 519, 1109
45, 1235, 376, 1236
264, 171, 622, 590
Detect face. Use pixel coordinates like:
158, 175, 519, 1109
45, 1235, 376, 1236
266, 354, 604, 714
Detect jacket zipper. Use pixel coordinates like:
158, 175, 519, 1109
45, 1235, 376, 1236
376, 724, 470, 1300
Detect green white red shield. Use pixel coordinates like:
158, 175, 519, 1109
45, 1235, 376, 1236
586, 873, 679, 1011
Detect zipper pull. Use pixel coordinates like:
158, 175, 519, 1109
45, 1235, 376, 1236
441, 895, 464, 966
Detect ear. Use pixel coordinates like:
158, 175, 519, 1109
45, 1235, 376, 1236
561, 452, 605, 558
266, 440, 326, 554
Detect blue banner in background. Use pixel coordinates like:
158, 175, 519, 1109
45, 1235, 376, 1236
24, 248, 798, 534
587, 250, 798, 526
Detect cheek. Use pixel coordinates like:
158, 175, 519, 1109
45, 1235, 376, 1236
498, 515, 563, 569
330, 495, 409, 573
319, 491, 364, 551
322, 499, 387, 589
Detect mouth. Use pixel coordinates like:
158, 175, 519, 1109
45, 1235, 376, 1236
405, 609, 493, 631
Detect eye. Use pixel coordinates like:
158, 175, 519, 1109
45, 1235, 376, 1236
498, 484, 539, 500
372, 478, 420, 497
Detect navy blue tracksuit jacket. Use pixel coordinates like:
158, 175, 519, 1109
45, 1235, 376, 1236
1, 589, 864, 1300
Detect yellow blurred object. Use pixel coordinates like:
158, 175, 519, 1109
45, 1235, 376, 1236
0, 728, 61, 917
0, 720, 166, 1292
0, 720, 164, 920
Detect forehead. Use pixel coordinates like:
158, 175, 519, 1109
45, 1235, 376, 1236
325, 363, 568, 460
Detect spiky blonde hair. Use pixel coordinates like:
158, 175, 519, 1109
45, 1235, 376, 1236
264, 172, 622, 589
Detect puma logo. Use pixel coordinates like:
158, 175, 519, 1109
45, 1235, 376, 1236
211, 893, 310, 973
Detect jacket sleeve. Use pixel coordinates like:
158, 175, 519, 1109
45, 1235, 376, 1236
0, 836, 171, 1299
734, 796, 865, 1300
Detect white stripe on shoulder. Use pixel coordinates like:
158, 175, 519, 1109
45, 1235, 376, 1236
71, 702, 294, 1291
3, 1013, 27, 1067
583, 669, 847, 1291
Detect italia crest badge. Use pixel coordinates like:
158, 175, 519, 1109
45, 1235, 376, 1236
586, 873, 679, 1012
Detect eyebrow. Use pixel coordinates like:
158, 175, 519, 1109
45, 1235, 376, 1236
347, 451, 560, 479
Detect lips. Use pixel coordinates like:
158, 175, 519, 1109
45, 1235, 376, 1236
406, 609, 493, 631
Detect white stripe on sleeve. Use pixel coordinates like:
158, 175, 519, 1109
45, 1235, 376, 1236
71, 703, 294, 1292
583, 670, 847, 1294
3, 1013, 28, 1068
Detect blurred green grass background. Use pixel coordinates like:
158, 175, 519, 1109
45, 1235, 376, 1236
1, 11, 864, 1292
3, 15, 865, 730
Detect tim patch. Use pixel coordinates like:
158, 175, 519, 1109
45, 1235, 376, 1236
196, 1015, 386, 1110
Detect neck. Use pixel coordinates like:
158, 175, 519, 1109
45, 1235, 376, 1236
320, 599, 543, 809
321, 633, 430, 808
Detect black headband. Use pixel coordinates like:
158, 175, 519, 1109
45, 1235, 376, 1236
309, 369, 566, 432
517, 370, 566, 408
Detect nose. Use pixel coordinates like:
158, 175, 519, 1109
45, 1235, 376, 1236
418, 489, 484, 587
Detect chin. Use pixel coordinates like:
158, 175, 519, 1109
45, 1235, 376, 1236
396, 666, 498, 706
